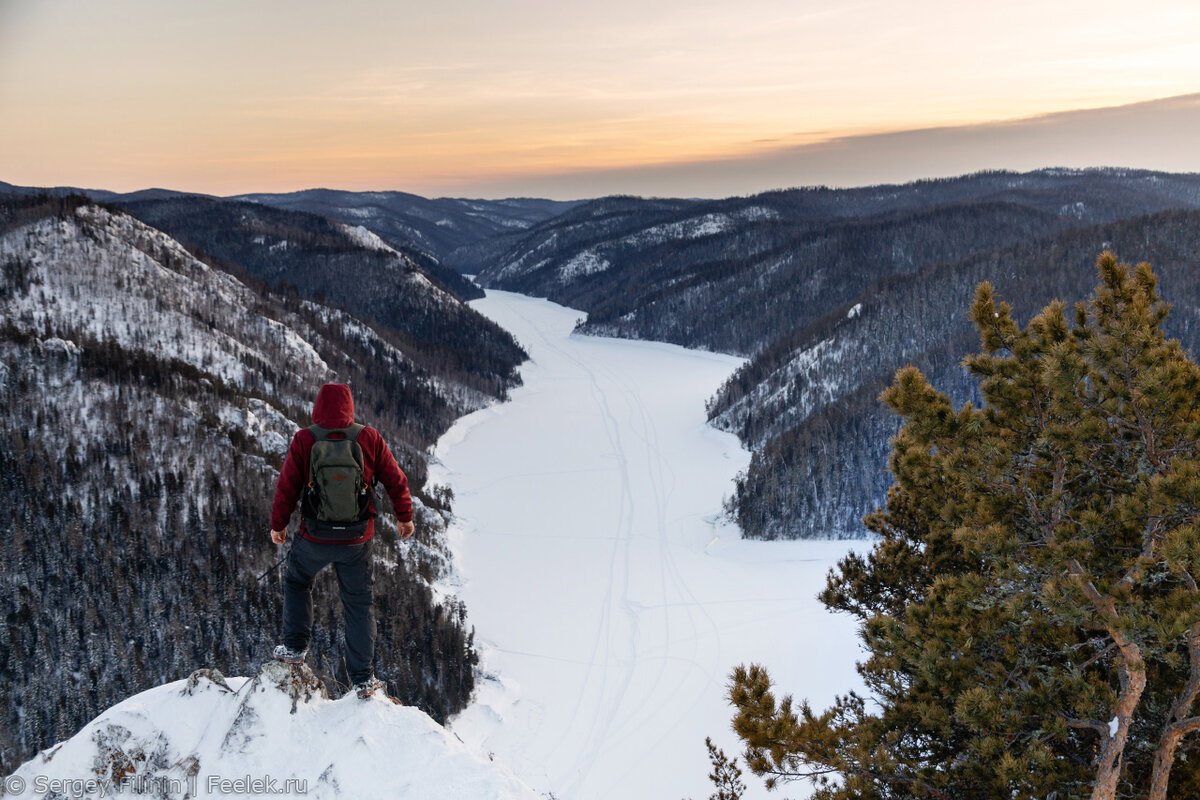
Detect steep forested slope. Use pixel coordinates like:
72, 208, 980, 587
120, 196, 526, 392
709, 210, 1200, 538
0, 196, 519, 774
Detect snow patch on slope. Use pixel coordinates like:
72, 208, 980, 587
558, 249, 611, 281
339, 223, 397, 253
622, 212, 733, 248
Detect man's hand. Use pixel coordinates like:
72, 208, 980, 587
271, 528, 287, 545
399, 521, 415, 540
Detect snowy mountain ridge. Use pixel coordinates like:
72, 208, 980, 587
5, 662, 541, 800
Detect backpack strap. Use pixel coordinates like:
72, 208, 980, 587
307, 423, 365, 442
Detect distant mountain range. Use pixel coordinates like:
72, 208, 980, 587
231, 188, 581, 268
0, 180, 580, 300
472, 168, 1200, 352
7, 168, 1200, 545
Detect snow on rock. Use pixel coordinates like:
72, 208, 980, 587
240, 398, 297, 457
6, 662, 541, 800
1060, 200, 1088, 219
39, 337, 80, 356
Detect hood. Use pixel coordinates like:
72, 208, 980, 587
312, 383, 355, 428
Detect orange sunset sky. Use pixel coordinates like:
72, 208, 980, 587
1, 0, 1199, 199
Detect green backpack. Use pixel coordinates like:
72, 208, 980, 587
301, 424, 375, 540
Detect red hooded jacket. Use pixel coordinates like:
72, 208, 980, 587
270, 383, 413, 544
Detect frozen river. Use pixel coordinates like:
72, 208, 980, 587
431, 291, 862, 800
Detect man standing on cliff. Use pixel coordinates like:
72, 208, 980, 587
269, 383, 415, 699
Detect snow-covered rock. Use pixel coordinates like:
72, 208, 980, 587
5, 663, 540, 800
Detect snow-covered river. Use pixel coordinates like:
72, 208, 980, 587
431, 291, 863, 800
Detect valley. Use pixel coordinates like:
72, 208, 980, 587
432, 291, 862, 800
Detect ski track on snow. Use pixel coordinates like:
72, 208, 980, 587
433, 291, 864, 800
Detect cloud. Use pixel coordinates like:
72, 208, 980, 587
453, 93, 1200, 199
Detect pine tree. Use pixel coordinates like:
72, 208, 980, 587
727, 253, 1200, 799
704, 737, 747, 800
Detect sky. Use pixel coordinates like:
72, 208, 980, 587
1, 0, 1199, 199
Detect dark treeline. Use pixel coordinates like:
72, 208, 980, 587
0, 192, 94, 237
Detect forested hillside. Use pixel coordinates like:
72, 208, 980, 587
119, 195, 527, 388
0, 195, 524, 775
476, 169, 1200, 355
455, 195, 699, 278
710, 210, 1200, 538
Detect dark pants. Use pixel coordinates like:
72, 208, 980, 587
281, 535, 376, 684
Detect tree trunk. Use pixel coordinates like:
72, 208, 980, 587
1150, 723, 1187, 800
1068, 561, 1147, 800
1147, 624, 1200, 800
1091, 659, 1146, 800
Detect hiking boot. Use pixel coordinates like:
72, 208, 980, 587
352, 676, 385, 699
273, 644, 307, 664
